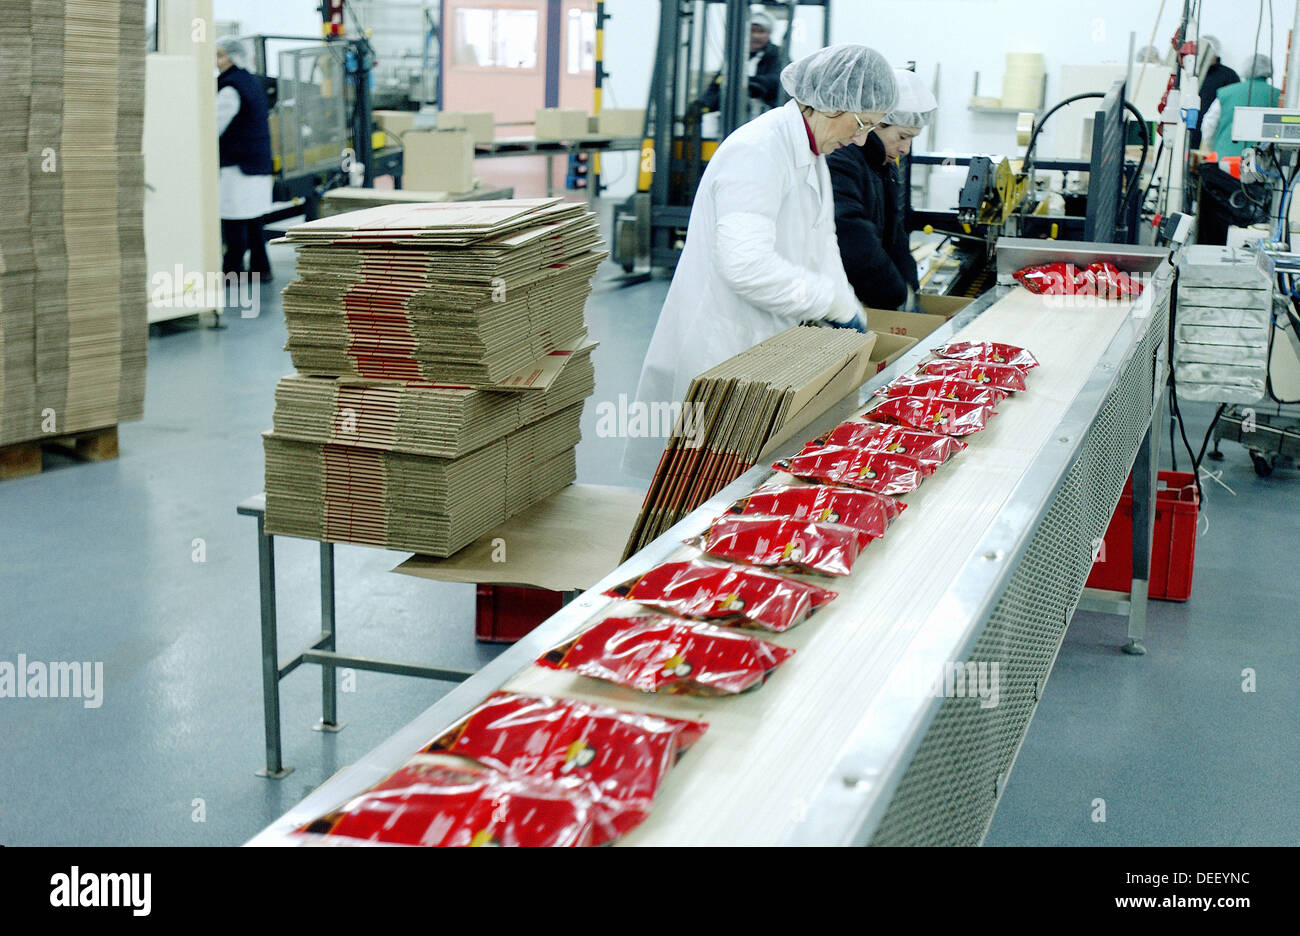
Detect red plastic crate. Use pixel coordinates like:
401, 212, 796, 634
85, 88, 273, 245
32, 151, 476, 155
1085, 470, 1200, 601
475, 585, 565, 643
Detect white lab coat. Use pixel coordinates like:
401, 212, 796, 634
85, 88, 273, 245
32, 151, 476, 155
624, 99, 862, 475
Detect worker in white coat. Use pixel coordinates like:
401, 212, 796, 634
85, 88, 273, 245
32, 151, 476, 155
625, 44, 898, 476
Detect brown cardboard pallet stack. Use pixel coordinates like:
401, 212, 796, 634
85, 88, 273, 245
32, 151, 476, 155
264, 198, 606, 556
622, 326, 877, 558
0, 0, 146, 448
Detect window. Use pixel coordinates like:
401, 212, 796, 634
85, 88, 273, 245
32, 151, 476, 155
566, 9, 596, 75
454, 7, 540, 69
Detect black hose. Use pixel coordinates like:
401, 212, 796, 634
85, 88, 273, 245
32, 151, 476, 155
1023, 91, 1150, 233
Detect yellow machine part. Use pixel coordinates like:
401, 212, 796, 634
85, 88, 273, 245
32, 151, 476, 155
983, 157, 1030, 226
636, 138, 720, 193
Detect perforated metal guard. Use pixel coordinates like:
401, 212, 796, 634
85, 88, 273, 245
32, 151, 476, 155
868, 296, 1170, 847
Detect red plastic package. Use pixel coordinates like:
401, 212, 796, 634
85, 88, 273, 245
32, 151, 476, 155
919, 359, 1028, 392
774, 446, 928, 495
1088, 261, 1144, 298
694, 515, 861, 576
539, 613, 795, 695
299, 755, 597, 847
729, 483, 904, 547
1014, 261, 1143, 298
931, 340, 1039, 370
801, 422, 966, 466
605, 558, 837, 632
867, 396, 995, 437
881, 374, 1007, 406
423, 693, 707, 845
1012, 261, 1081, 295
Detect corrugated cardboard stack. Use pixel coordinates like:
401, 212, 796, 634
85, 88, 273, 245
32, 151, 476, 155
623, 326, 877, 558
263, 198, 606, 556
0, 0, 146, 447
1175, 246, 1271, 404
0, 1, 36, 445
278, 199, 601, 385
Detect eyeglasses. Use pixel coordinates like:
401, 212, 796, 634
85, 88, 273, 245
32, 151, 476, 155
853, 113, 876, 136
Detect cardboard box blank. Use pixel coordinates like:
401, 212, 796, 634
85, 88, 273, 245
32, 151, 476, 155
403, 129, 474, 193
438, 111, 495, 144
864, 295, 974, 340
597, 108, 646, 138
535, 108, 589, 140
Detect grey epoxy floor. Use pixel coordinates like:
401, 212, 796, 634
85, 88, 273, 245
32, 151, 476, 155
0, 208, 1296, 846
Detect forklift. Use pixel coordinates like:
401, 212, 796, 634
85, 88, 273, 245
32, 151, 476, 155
612, 0, 832, 275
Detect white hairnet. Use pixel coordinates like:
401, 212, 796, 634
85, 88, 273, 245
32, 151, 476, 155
1135, 44, 1166, 63
1243, 53, 1273, 79
751, 8, 774, 32
883, 68, 937, 128
780, 44, 898, 114
1198, 34, 1222, 59
215, 36, 247, 67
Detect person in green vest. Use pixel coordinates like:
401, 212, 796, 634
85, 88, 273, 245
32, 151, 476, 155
1199, 54, 1281, 157
1195, 54, 1279, 244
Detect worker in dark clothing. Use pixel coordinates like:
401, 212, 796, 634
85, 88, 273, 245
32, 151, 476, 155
828, 68, 937, 311
215, 36, 274, 280
700, 10, 782, 118
1188, 35, 1239, 150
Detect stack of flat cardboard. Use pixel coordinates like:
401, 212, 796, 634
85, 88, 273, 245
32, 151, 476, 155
269, 343, 595, 459
0, 1, 36, 444
264, 403, 585, 556
623, 326, 877, 558
264, 198, 606, 556
277, 199, 603, 386
0, 0, 146, 446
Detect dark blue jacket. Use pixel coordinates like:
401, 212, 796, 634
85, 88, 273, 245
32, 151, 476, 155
218, 65, 273, 176
827, 131, 918, 310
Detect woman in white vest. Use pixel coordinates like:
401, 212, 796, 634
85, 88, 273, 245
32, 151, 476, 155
625, 44, 898, 476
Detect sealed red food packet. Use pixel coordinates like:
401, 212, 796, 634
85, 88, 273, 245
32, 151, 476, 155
298, 755, 597, 847
932, 340, 1039, 370
1088, 260, 1144, 298
423, 693, 706, 844
692, 515, 861, 576
880, 373, 1008, 406
774, 446, 929, 495
802, 422, 966, 466
606, 557, 837, 632
1014, 260, 1143, 298
1012, 261, 1080, 295
539, 613, 795, 696
920, 358, 1028, 392
866, 396, 995, 437
729, 483, 903, 547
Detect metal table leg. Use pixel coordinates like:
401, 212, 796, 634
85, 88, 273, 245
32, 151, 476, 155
313, 542, 344, 733
1124, 416, 1160, 656
546, 153, 555, 197
254, 513, 293, 778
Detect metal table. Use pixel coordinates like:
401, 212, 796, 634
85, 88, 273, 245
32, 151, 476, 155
236, 495, 478, 779
248, 239, 1173, 845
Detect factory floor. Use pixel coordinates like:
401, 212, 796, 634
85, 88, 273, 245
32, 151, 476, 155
1, 205, 1296, 847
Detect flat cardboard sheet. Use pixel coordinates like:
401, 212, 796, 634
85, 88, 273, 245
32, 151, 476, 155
393, 484, 645, 591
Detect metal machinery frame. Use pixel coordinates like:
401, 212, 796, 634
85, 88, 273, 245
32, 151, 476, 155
246, 34, 406, 223
612, 0, 831, 274
907, 79, 1145, 297
248, 239, 1173, 844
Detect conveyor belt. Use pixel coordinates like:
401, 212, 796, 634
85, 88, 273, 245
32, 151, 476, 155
248, 243, 1173, 846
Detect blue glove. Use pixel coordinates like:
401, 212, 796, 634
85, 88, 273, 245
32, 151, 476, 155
828, 308, 868, 332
